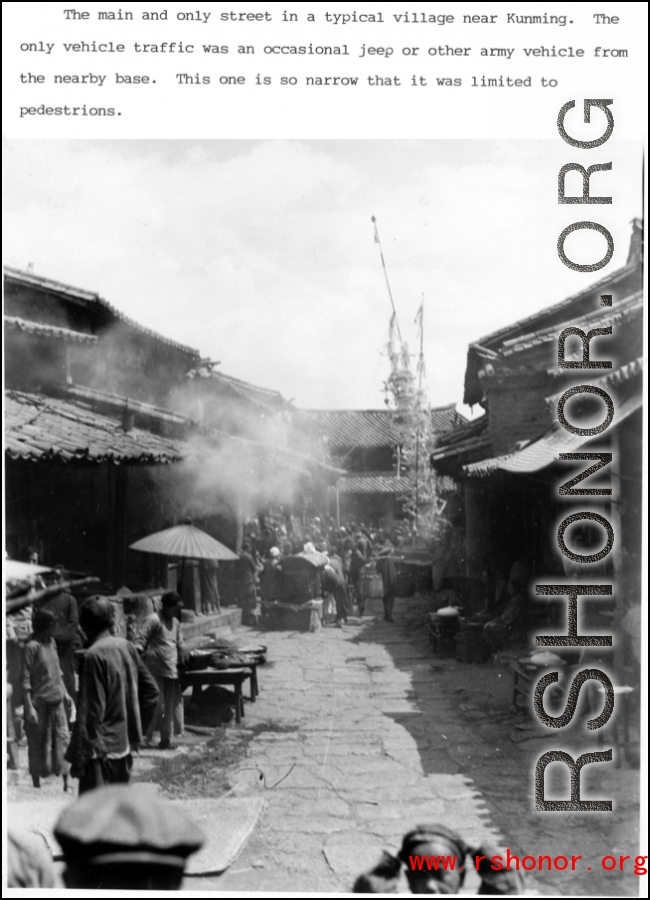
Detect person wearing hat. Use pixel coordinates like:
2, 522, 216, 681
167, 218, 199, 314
54, 784, 204, 890
65, 596, 159, 794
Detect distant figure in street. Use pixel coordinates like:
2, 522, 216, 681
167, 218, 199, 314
349, 541, 367, 608
54, 784, 204, 890
327, 545, 345, 580
356, 530, 371, 560
21, 608, 72, 790
260, 547, 282, 603
483, 580, 525, 650
239, 540, 261, 622
474, 569, 503, 622
376, 546, 398, 622
321, 565, 350, 627
199, 559, 221, 615
36, 584, 80, 704
136, 591, 186, 750
66, 597, 159, 794
340, 538, 353, 584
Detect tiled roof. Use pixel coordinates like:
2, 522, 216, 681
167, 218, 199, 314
5, 316, 98, 344
4, 266, 199, 358
430, 414, 492, 469
5, 391, 186, 464
66, 383, 188, 427
473, 260, 639, 351
5, 388, 343, 478
545, 357, 643, 409
498, 290, 642, 362
465, 289, 643, 405
301, 406, 463, 450
465, 389, 642, 478
187, 367, 290, 410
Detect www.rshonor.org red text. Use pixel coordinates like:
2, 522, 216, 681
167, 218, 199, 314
408, 851, 648, 875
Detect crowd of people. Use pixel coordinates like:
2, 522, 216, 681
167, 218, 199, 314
243, 514, 406, 626
7, 579, 190, 795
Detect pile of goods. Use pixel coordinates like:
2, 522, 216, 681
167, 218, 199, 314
185, 637, 267, 671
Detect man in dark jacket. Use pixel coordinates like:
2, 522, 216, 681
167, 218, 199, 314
66, 597, 159, 794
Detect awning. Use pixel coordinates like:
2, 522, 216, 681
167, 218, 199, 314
464, 392, 642, 478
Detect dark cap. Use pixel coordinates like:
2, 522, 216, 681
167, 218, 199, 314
398, 824, 467, 864
79, 596, 113, 631
54, 785, 204, 868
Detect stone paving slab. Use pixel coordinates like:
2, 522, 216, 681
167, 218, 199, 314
212, 616, 507, 892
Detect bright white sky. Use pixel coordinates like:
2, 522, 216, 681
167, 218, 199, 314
3, 139, 642, 414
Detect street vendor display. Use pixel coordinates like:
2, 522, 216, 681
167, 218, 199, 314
181, 636, 268, 720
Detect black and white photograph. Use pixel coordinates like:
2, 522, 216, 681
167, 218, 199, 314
2, 1, 647, 896
3, 136, 644, 895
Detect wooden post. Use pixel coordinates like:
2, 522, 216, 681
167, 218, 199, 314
113, 466, 128, 589
336, 482, 341, 530
106, 466, 115, 586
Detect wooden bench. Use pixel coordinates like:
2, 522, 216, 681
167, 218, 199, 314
180, 667, 252, 724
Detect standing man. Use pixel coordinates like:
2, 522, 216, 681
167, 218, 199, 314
376, 545, 397, 623
21, 608, 72, 790
37, 582, 80, 704
66, 596, 159, 794
199, 559, 221, 615
239, 540, 261, 624
349, 541, 367, 610
135, 592, 185, 750
259, 547, 282, 604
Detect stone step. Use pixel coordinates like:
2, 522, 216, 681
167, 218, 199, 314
181, 606, 242, 643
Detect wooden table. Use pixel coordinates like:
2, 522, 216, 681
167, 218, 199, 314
180, 667, 252, 724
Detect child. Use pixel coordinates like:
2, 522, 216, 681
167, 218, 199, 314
22, 608, 72, 790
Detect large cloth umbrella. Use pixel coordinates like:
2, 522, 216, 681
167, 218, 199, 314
130, 524, 239, 561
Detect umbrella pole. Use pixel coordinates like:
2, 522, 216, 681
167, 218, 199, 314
179, 557, 186, 598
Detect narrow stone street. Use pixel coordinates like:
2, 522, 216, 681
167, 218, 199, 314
194, 606, 640, 896
7, 605, 640, 895
194, 613, 502, 893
